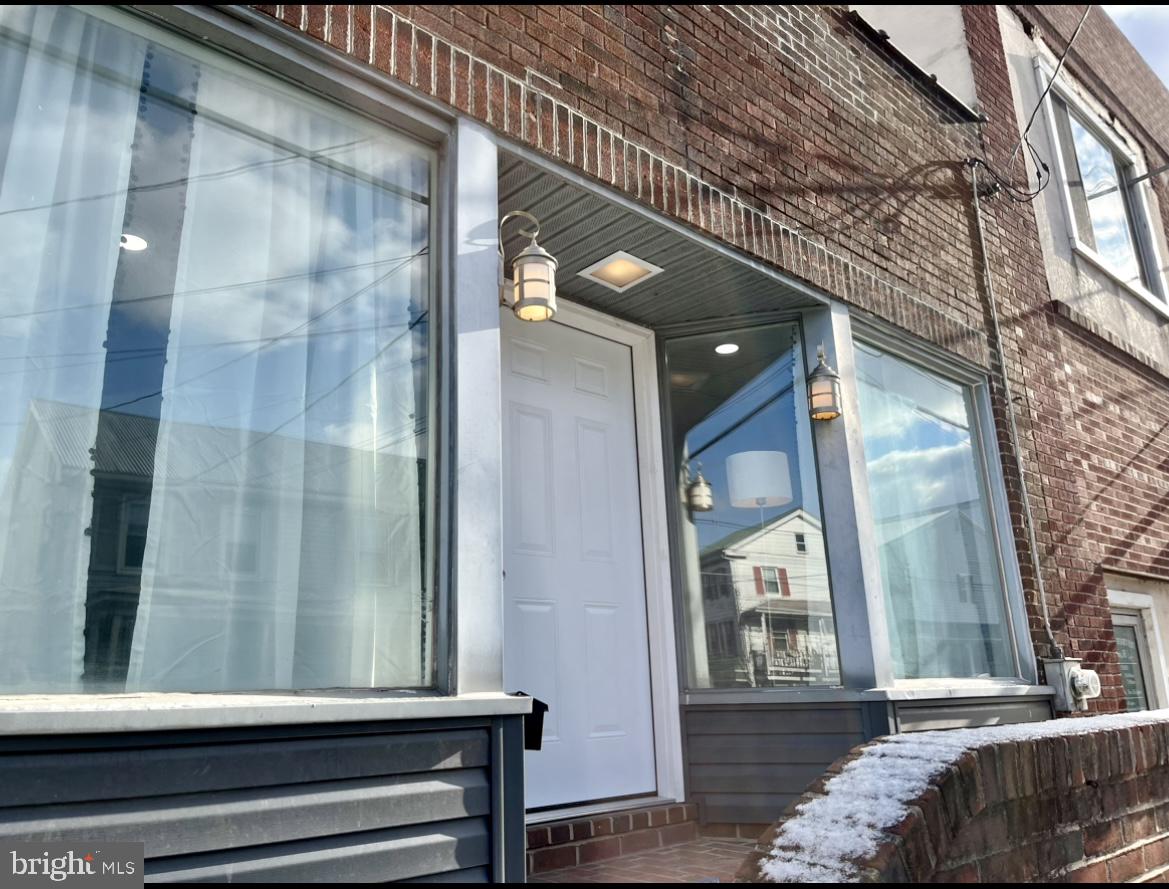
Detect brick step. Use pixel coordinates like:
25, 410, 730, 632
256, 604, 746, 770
526, 802, 699, 874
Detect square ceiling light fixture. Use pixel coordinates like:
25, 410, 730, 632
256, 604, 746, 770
577, 250, 664, 293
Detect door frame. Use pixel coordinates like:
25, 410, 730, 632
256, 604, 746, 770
511, 297, 684, 820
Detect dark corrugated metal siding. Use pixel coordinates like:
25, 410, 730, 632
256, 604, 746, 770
893, 695, 1053, 732
682, 703, 871, 825
682, 696, 1054, 825
0, 718, 507, 883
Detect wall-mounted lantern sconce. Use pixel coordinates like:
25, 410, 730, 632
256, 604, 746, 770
685, 462, 714, 512
807, 344, 842, 421
499, 210, 558, 322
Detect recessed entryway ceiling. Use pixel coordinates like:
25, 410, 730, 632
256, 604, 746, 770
498, 154, 822, 328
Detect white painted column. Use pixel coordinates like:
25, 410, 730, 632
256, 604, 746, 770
804, 303, 894, 689
451, 121, 504, 694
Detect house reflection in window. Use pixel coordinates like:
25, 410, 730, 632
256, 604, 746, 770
664, 323, 840, 690
699, 509, 837, 687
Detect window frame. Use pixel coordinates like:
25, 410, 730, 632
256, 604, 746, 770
761, 566, 782, 596
1036, 59, 1169, 314
849, 319, 1035, 687
116, 495, 150, 577
1111, 610, 1156, 712
1107, 587, 1169, 711
0, 3, 456, 700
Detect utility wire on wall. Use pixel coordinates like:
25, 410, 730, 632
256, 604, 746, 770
1008, 5, 1092, 168
971, 5, 1092, 206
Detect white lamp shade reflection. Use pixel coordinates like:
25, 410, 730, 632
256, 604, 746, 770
726, 450, 792, 508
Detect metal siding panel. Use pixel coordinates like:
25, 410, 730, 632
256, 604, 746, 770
895, 698, 1054, 732
683, 704, 866, 825
700, 795, 799, 826
0, 729, 488, 807
406, 865, 491, 882
686, 733, 859, 764
145, 817, 490, 883
0, 722, 502, 883
687, 762, 828, 794
685, 707, 865, 736
0, 769, 490, 858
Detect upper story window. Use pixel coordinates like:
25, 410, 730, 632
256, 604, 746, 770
0, 6, 435, 693
1042, 69, 1166, 303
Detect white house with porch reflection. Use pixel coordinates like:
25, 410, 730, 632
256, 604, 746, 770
699, 509, 837, 687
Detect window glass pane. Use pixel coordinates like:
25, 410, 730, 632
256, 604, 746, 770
855, 343, 1015, 679
1114, 622, 1150, 712
1056, 100, 1148, 289
665, 324, 839, 689
0, 6, 433, 692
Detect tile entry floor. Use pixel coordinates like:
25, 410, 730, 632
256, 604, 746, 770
528, 837, 757, 883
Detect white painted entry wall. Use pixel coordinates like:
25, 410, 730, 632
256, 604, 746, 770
500, 308, 657, 810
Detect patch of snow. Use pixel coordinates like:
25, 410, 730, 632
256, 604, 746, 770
758, 708, 1169, 883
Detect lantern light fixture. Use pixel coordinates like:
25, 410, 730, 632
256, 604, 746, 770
807, 344, 842, 421
499, 210, 558, 322
685, 461, 714, 512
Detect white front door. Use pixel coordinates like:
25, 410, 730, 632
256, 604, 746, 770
500, 308, 657, 810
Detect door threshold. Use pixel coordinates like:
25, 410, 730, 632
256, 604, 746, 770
525, 794, 680, 826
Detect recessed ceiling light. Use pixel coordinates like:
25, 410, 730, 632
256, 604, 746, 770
715, 343, 739, 355
119, 233, 148, 252
577, 250, 664, 293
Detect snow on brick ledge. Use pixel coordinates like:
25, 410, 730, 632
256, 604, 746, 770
735, 709, 1169, 883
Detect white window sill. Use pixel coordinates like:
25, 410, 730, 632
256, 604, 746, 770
879, 679, 1055, 701
0, 690, 532, 735
1070, 238, 1169, 321
681, 682, 1053, 706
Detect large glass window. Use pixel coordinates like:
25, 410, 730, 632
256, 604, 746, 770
0, 7, 434, 692
854, 343, 1015, 680
665, 324, 839, 689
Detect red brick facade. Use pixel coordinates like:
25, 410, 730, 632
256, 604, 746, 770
252, 4, 1169, 711
739, 718, 1169, 882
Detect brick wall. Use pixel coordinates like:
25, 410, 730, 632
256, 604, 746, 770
738, 717, 1169, 883
254, 4, 996, 364
248, 4, 1169, 710
974, 4, 1169, 708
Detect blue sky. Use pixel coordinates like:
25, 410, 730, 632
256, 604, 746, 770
1103, 6, 1169, 89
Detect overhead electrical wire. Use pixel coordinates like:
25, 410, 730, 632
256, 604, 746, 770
971, 5, 1091, 205
1008, 5, 1092, 168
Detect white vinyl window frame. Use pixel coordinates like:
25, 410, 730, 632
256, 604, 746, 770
1035, 59, 1169, 315
761, 566, 783, 596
